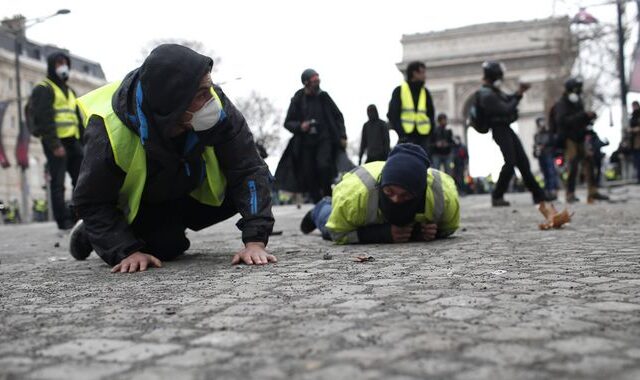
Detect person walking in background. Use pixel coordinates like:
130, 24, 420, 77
387, 61, 436, 153
452, 135, 469, 194
28, 52, 84, 232
476, 61, 547, 207
429, 113, 454, 175
533, 117, 560, 201
553, 77, 608, 203
275, 69, 347, 203
359, 104, 390, 164
628, 100, 640, 183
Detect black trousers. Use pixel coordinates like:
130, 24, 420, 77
42, 137, 83, 229
130, 196, 238, 261
299, 139, 334, 203
492, 127, 546, 203
399, 134, 431, 156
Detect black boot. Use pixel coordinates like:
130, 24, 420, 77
69, 220, 93, 260
300, 210, 316, 234
491, 197, 510, 207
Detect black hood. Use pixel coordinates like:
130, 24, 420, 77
367, 105, 379, 121
139, 44, 213, 133
112, 44, 213, 163
46, 51, 71, 87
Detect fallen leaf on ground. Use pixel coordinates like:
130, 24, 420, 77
353, 255, 375, 263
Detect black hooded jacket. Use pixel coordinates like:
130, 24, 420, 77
359, 106, 390, 163
553, 94, 593, 142
73, 44, 274, 265
29, 52, 81, 150
476, 84, 521, 129
387, 82, 436, 138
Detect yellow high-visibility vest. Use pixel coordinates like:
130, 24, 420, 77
39, 78, 80, 139
400, 81, 431, 135
77, 81, 227, 224
325, 162, 459, 244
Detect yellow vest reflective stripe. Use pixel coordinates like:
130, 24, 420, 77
400, 81, 431, 135
430, 170, 445, 223
77, 82, 227, 224
40, 78, 80, 139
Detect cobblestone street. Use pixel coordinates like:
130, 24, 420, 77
1, 187, 640, 380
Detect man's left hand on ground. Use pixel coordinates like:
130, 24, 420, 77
421, 223, 438, 241
232, 242, 278, 265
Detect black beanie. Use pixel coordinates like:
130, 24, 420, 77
380, 143, 430, 196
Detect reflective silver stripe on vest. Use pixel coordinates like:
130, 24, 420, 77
55, 121, 77, 127
352, 166, 379, 224
329, 230, 359, 244
55, 109, 76, 114
431, 169, 445, 223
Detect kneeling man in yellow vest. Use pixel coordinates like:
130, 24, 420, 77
69, 44, 276, 272
300, 144, 459, 243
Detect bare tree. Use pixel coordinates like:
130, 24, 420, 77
139, 39, 221, 70
235, 91, 282, 154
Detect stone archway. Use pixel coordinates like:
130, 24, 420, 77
397, 17, 576, 174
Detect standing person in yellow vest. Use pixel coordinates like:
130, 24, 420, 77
300, 144, 459, 244
29, 52, 83, 231
69, 44, 276, 273
387, 61, 436, 154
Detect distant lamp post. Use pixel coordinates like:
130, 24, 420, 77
1, 9, 71, 222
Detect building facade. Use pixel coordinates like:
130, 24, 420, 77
398, 17, 577, 175
0, 19, 106, 218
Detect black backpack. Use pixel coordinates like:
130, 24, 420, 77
25, 81, 52, 138
466, 90, 490, 134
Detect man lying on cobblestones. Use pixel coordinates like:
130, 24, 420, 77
69, 44, 276, 273
300, 143, 459, 244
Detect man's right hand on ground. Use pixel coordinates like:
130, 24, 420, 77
111, 252, 162, 273
52, 146, 66, 157
390, 224, 413, 243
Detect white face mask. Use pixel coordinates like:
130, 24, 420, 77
188, 96, 223, 132
493, 79, 503, 88
55, 65, 69, 81
568, 93, 580, 103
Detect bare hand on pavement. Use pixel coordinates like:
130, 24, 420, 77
112, 252, 162, 273
232, 242, 277, 265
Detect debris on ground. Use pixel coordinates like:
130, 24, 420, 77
48, 256, 68, 262
538, 202, 572, 230
322, 253, 333, 260
53, 242, 60, 248
353, 255, 375, 263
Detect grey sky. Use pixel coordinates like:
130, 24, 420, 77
1, 0, 636, 176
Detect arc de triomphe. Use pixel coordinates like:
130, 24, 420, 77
398, 17, 576, 175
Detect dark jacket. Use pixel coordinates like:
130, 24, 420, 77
29, 52, 82, 150
477, 84, 521, 129
533, 130, 556, 158
73, 45, 274, 265
553, 95, 593, 142
387, 82, 435, 138
429, 125, 454, 156
359, 106, 390, 163
629, 109, 640, 150
275, 89, 346, 192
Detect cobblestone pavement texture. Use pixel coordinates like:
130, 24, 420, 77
1, 186, 640, 380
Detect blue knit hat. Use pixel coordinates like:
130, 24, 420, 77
380, 143, 430, 196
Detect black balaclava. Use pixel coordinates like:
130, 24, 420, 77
367, 104, 379, 121
46, 52, 71, 88
379, 143, 430, 226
